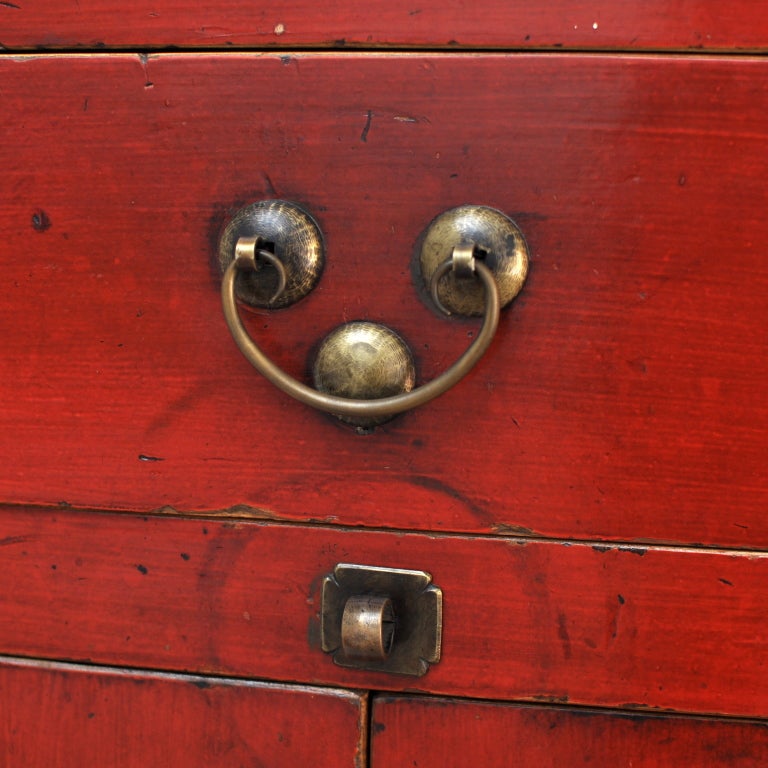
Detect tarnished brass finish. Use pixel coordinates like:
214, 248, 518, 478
221, 248, 500, 422
312, 322, 416, 428
419, 205, 529, 316
341, 595, 396, 661
218, 200, 324, 308
321, 563, 442, 677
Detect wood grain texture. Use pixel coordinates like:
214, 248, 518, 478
1, 53, 767, 548
0, 656, 367, 767
0, 507, 766, 717
2, 2, 768, 50
372, 695, 768, 768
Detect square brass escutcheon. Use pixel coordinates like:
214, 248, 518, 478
320, 563, 443, 677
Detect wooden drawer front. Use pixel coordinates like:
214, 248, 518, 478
2, 53, 767, 550
1, 507, 765, 718
371, 695, 768, 768
0, 656, 366, 767
3, 2, 767, 50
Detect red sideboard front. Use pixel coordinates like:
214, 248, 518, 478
1, 4, 767, 765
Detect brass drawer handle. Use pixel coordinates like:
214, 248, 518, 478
218, 201, 528, 428
320, 563, 443, 677
221, 242, 499, 425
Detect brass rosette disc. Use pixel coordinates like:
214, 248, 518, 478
418, 205, 529, 316
218, 200, 324, 309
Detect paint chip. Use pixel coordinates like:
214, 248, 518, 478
274, 22, 285, 35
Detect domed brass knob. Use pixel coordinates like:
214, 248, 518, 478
313, 322, 416, 428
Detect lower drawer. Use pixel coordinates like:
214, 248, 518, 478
0, 656, 366, 767
0, 507, 765, 717
371, 695, 768, 767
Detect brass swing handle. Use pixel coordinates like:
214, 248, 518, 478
221, 239, 500, 422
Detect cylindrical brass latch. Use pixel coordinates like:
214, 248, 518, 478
341, 595, 396, 661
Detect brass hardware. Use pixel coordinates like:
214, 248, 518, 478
221, 238, 499, 424
218, 201, 531, 424
312, 322, 416, 429
321, 563, 442, 677
341, 595, 396, 661
419, 205, 529, 316
218, 200, 324, 309
234, 238, 287, 305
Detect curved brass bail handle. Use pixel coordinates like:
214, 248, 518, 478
221, 249, 500, 419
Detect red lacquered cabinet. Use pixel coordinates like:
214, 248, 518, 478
2, 4, 768, 765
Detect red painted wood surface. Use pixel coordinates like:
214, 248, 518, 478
372, 695, 768, 767
0, 656, 366, 767
2, 2, 768, 50
0, 507, 766, 718
2, 53, 767, 549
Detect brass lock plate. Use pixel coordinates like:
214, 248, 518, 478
320, 563, 443, 677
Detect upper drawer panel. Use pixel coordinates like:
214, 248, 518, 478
2, 53, 767, 548
3, 2, 768, 50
